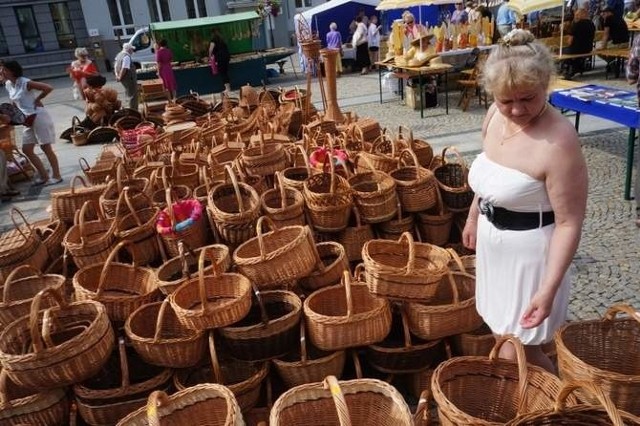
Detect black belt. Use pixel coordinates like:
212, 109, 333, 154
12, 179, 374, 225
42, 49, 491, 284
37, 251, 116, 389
478, 198, 555, 231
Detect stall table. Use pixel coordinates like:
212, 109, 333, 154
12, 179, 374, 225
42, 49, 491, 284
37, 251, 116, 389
549, 84, 639, 199
376, 60, 453, 118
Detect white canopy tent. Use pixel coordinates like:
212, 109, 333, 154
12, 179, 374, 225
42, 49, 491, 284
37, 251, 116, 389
294, 0, 381, 38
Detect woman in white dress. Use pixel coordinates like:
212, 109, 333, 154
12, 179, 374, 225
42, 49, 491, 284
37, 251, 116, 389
462, 29, 588, 372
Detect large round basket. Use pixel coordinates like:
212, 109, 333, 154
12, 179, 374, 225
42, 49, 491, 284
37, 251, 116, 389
348, 155, 398, 224
273, 319, 346, 388
125, 299, 206, 368
73, 337, 172, 426
270, 375, 413, 426
555, 304, 640, 415
432, 336, 577, 425
50, 176, 105, 225
73, 240, 159, 324
260, 171, 306, 228
173, 333, 268, 412
233, 216, 318, 288
362, 232, 451, 301
405, 271, 483, 340
169, 246, 252, 331
0, 287, 115, 390
507, 381, 640, 426
116, 384, 244, 426
219, 288, 302, 361
433, 146, 474, 211
240, 131, 287, 177
304, 270, 392, 351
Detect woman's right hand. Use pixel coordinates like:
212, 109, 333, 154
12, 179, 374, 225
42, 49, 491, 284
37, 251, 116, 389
462, 219, 477, 250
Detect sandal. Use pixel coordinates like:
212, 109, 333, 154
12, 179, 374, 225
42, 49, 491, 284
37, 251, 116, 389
31, 178, 47, 187
43, 177, 63, 186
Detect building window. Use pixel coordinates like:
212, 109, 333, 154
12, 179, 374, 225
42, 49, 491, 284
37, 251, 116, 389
50, 3, 76, 49
107, 0, 135, 37
186, 0, 207, 18
295, 0, 312, 8
15, 6, 43, 53
0, 26, 8, 55
149, 0, 171, 21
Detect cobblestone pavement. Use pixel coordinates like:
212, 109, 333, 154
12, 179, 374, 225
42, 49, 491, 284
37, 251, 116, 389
0, 57, 638, 321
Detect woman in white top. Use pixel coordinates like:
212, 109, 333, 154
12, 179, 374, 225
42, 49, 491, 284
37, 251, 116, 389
462, 30, 587, 372
1, 60, 62, 186
352, 16, 371, 75
368, 15, 381, 70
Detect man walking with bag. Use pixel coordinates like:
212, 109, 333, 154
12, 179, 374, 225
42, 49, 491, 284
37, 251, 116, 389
114, 43, 138, 111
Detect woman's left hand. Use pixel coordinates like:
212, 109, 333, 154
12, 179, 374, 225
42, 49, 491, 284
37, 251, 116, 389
520, 288, 555, 329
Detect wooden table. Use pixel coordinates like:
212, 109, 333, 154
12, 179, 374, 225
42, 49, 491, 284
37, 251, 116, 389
376, 60, 454, 118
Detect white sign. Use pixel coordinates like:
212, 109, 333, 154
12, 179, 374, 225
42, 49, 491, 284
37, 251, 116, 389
88, 29, 100, 37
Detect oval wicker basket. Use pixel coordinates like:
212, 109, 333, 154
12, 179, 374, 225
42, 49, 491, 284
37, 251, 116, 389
433, 146, 474, 212
63, 200, 116, 269
260, 171, 306, 228
303, 270, 392, 351
390, 149, 439, 213
50, 176, 105, 225
0, 208, 49, 280
299, 241, 349, 293
348, 155, 398, 224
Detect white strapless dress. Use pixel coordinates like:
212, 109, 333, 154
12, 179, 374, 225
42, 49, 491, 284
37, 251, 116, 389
467, 152, 570, 345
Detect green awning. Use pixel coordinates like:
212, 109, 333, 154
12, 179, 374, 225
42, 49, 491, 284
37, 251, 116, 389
150, 11, 259, 32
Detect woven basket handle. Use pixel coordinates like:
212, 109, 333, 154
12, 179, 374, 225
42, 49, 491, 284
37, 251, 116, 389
153, 299, 173, 343
489, 335, 529, 416
10, 207, 35, 243
603, 304, 640, 323
274, 171, 288, 210
351, 122, 364, 144
72, 115, 81, 130
70, 175, 89, 195
146, 390, 171, 426
252, 283, 270, 326
29, 286, 66, 353
178, 240, 196, 281
0, 370, 11, 407
340, 270, 353, 319
256, 216, 279, 262
352, 263, 366, 282
398, 125, 414, 144
197, 246, 221, 314
446, 248, 466, 273
207, 331, 224, 384
399, 304, 413, 349
294, 143, 312, 174
398, 232, 417, 275
323, 376, 352, 426
299, 318, 308, 364
77, 200, 98, 246
554, 381, 626, 426
413, 389, 431, 426
3, 265, 42, 303
97, 240, 136, 298
351, 350, 363, 379
78, 157, 91, 173
397, 148, 421, 176
441, 146, 468, 169
117, 336, 131, 389
224, 164, 246, 213
123, 186, 151, 227
327, 150, 336, 195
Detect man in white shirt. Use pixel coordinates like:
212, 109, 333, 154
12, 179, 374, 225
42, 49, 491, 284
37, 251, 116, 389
114, 43, 138, 111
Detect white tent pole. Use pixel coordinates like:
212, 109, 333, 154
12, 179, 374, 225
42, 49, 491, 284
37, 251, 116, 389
559, 1, 565, 58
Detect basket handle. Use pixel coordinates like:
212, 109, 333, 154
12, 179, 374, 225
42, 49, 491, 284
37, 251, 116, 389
397, 148, 421, 174
178, 240, 196, 282
553, 381, 627, 426
117, 336, 131, 390
293, 143, 312, 174
70, 175, 89, 195
399, 304, 413, 349
123, 186, 152, 227
446, 248, 466, 273
299, 317, 308, 365
398, 232, 416, 275
97, 240, 136, 298
197, 246, 221, 314
153, 299, 173, 343
323, 376, 353, 426
207, 331, 224, 384
413, 389, 431, 426
603, 304, 640, 323
2, 265, 42, 303
443, 271, 461, 305
224, 164, 246, 213
398, 125, 414, 144
351, 349, 363, 379
274, 171, 288, 210
340, 270, 353, 319
488, 335, 529, 416
0, 370, 11, 407
10, 207, 35, 243
352, 263, 366, 282
252, 283, 270, 326
78, 157, 91, 173
72, 115, 81, 129
441, 146, 468, 170
29, 286, 66, 353
146, 390, 171, 426
256, 215, 279, 262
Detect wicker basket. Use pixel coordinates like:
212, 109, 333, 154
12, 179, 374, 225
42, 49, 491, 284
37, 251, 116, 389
507, 381, 640, 425
362, 232, 451, 301
348, 156, 397, 224
452, 323, 496, 357
73, 240, 159, 324
73, 337, 172, 426
208, 165, 261, 249
125, 299, 206, 368
432, 336, 578, 425
303, 151, 353, 232
79, 156, 118, 185
219, 288, 302, 361
304, 270, 392, 351
261, 171, 306, 228
273, 319, 346, 388
233, 216, 319, 288
0, 208, 49, 280
374, 201, 415, 241
396, 125, 433, 168
155, 241, 230, 296
337, 208, 374, 263
0, 370, 69, 425
241, 130, 287, 177
366, 306, 447, 374
416, 189, 454, 247
282, 144, 320, 191
299, 241, 349, 293
0, 286, 115, 390
169, 246, 252, 331
34, 217, 67, 262
116, 384, 244, 426
63, 200, 117, 269
100, 164, 151, 219
406, 271, 483, 340
50, 176, 106, 225
158, 188, 210, 258
173, 333, 268, 412
555, 304, 640, 415
270, 375, 413, 426
0, 265, 65, 328
390, 149, 438, 213
433, 146, 474, 212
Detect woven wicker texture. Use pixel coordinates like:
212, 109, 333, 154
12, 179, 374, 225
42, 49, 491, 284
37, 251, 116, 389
282, 144, 319, 191
270, 375, 413, 426
79, 156, 118, 185
100, 164, 151, 218
304, 270, 391, 351
169, 246, 252, 331
219, 289, 302, 361
374, 201, 415, 241
63, 200, 116, 269
338, 208, 374, 263
348, 157, 398, 224
233, 216, 319, 288
452, 322, 496, 357
158, 188, 210, 258
125, 299, 206, 368
0, 286, 115, 390
261, 171, 306, 228
555, 304, 640, 415
241, 130, 287, 177
116, 384, 244, 426
33, 217, 67, 262
299, 241, 349, 292
433, 146, 474, 211
390, 149, 439, 213
416, 188, 454, 246
362, 232, 451, 301
506, 381, 640, 426
432, 335, 576, 425
0, 209, 48, 277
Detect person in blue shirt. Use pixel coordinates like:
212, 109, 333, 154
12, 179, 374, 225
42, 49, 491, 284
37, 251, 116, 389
497, 0, 519, 37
